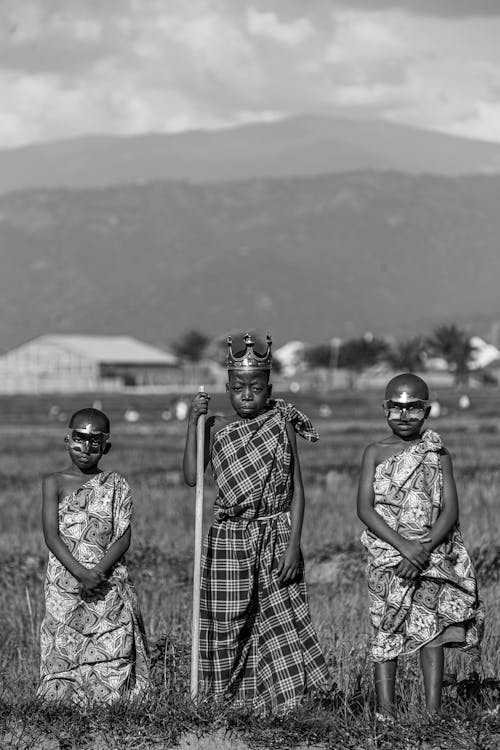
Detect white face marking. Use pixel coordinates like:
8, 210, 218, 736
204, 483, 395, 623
75, 422, 100, 435
394, 390, 418, 404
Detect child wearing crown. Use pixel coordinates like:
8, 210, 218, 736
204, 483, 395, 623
357, 374, 482, 720
183, 334, 329, 715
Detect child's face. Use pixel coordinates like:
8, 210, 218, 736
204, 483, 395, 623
383, 399, 430, 441
66, 423, 109, 472
226, 370, 271, 419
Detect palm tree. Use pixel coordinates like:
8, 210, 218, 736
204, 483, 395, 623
338, 334, 390, 388
386, 336, 426, 373
171, 329, 210, 362
427, 324, 474, 385
171, 329, 210, 385
303, 343, 332, 369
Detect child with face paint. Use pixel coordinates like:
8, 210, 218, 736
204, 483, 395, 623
357, 374, 483, 720
183, 334, 329, 715
38, 408, 149, 705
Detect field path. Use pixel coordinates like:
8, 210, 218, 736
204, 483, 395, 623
171, 730, 325, 750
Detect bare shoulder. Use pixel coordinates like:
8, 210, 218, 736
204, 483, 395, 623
358, 440, 376, 465
361, 440, 380, 459
41, 471, 64, 501
363, 436, 402, 467
42, 471, 62, 488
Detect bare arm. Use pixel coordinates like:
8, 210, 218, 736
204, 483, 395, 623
183, 392, 212, 486
42, 475, 105, 589
423, 449, 459, 553
276, 422, 304, 585
357, 445, 429, 569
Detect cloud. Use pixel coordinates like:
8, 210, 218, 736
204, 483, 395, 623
333, 0, 500, 17
0, 0, 500, 147
448, 100, 500, 143
246, 7, 314, 46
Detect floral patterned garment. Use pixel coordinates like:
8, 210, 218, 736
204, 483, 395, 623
361, 430, 483, 662
38, 471, 150, 704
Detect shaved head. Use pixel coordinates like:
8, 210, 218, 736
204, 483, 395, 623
385, 373, 429, 402
69, 408, 110, 434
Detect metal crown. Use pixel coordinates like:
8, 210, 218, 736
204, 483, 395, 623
226, 333, 273, 371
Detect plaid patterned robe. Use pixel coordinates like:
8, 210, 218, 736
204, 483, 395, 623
38, 472, 150, 704
200, 399, 329, 714
361, 430, 483, 662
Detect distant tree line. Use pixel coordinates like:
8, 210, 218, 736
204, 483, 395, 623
303, 324, 475, 385
171, 324, 478, 385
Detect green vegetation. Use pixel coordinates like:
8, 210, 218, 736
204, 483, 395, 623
0, 393, 499, 749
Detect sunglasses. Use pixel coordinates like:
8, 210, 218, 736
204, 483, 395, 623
382, 400, 428, 419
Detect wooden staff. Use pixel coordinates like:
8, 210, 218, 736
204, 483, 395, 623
190, 385, 205, 702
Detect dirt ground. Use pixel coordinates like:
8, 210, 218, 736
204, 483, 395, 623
0, 726, 326, 750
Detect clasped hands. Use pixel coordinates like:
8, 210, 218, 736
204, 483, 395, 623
396, 538, 431, 581
78, 566, 110, 602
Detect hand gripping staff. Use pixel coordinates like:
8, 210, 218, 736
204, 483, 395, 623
190, 385, 205, 702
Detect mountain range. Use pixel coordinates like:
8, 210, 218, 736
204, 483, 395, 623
2, 168, 500, 352
2, 115, 500, 196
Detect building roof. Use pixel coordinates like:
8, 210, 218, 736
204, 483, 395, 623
37, 335, 178, 365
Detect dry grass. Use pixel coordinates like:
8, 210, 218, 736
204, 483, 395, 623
0, 394, 499, 748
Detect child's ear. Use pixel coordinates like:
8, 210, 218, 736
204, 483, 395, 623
225, 383, 229, 392
64, 435, 70, 450
103, 441, 112, 455
267, 384, 273, 397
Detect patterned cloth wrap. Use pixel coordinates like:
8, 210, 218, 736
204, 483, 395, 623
361, 429, 483, 662
200, 399, 329, 715
38, 471, 150, 704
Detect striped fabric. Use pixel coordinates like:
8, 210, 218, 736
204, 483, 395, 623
199, 400, 328, 715
211, 399, 318, 522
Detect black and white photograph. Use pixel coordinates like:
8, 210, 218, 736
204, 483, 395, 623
0, 2, 499, 748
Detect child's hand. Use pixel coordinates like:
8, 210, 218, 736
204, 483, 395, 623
80, 579, 111, 602
189, 392, 210, 424
276, 545, 301, 586
395, 559, 420, 580
78, 567, 106, 592
399, 539, 429, 569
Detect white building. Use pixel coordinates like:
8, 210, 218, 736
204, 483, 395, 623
274, 340, 305, 377
0, 335, 179, 393
469, 336, 500, 370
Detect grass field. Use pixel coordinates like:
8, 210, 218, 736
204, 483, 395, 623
0, 391, 499, 749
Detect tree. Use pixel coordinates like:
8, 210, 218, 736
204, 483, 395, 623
338, 335, 390, 372
337, 334, 390, 389
171, 330, 210, 363
426, 324, 474, 385
385, 336, 426, 373
303, 343, 333, 369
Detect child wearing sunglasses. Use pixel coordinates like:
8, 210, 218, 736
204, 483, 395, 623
38, 408, 149, 705
357, 374, 482, 721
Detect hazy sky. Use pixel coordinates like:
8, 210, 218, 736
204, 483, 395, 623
1, 0, 500, 148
